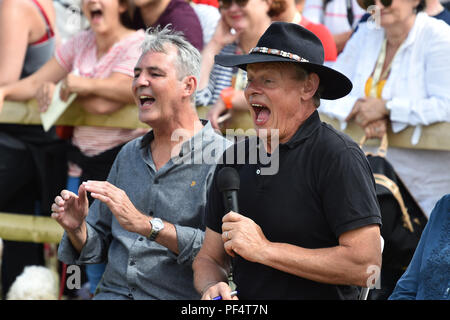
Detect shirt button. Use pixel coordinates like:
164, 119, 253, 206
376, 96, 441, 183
128, 293, 133, 298
256, 169, 261, 175
138, 237, 144, 241
129, 260, 135, 266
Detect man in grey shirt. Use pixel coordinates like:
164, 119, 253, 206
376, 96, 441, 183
51, 26, 231, 299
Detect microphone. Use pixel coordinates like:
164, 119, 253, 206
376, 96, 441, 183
217, 167, 240, 213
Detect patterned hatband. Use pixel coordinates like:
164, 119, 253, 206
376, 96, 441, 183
249, 47, 310, 63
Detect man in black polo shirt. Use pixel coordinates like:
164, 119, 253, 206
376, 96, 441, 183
192, 22, 382, 300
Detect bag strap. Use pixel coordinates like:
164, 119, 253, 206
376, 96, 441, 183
359, 133, 388, 157
373, 173, 414, 233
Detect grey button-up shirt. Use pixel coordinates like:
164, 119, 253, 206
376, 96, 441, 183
58, 121, 231, 299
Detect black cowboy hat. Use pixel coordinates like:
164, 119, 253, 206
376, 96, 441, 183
215, 22, 352, 100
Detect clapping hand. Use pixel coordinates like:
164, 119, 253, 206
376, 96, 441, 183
51, 184, 89, 233
82, 180, 147, 235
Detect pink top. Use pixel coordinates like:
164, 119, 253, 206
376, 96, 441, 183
55, 29, 147, 161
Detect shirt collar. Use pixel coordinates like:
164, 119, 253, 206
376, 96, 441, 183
140, 119, 211, 151
281, 110, 321, 149
385, 12, 425, 52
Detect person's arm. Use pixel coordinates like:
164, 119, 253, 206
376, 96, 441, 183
198, 40, 223, 92
72, 95, 123, 115
82, 180, 182, 256
221, 211, 381, 287
1, 57, 67, 101
0, 0, 32, 85
333, 30, 353, 54
59, 72, 134, 115
388, 244, 422, 299
198, 18, 239, 92
83, 178, 208, 264
61, 72, 135, 106
192, 228, 235, 300
51, 184, 90, 253
0, 57, 67, 113
207, 89, 249, 129
385, 34, 450, 127
388, 196, 448, 300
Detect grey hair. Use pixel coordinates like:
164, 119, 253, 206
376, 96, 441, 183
291, 64, 322, 108
140, 25, 201, 102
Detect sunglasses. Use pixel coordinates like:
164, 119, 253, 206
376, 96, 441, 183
361, 0, 393, 9
219, 0, 250, 10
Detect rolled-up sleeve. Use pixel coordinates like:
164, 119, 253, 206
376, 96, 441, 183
167, 225, 205, 265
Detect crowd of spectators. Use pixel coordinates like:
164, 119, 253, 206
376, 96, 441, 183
0, 0, 448, 300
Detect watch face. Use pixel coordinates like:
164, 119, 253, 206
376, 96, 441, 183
149, 218, 164, 241
152, 218, 164, 231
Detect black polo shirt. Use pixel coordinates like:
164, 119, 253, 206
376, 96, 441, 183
205, 110, 382, 300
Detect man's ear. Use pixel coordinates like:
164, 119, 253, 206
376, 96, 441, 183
182, 76, 197, 99
301, 73, 320, 101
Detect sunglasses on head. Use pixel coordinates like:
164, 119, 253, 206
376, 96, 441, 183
219, 0, 250, 10
361, 0, 393, 9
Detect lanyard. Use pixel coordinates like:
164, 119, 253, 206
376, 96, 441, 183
369, 38, 396, 97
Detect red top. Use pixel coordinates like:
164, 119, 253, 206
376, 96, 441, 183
300, 17, 337, 62
191, 0, 219, 8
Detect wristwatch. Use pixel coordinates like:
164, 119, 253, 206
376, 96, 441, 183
148, 218, 164, 241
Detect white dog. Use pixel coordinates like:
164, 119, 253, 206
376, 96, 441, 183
6, 265, 59, 300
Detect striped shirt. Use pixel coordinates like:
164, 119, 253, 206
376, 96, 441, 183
195, 43, 247, 107
55, 29, 148, 162
303, 0, 366, 34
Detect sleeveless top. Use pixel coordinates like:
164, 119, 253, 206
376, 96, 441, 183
21, 0, 55, 78
0, 0, 57, 145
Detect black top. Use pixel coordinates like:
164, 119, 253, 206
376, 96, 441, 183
206, 110, 382, 300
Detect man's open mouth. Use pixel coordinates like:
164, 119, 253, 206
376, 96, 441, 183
139, 95, 156, 107
252, 104, 271, 125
